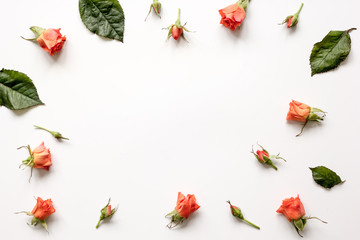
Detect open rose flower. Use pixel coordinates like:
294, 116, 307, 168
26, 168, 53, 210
277, 195, 326, 237
281, 3, 304, 28
286, 100, 326, 136
16, 197, 55, 231
23, 26, 66, 55
219, 0, 249, 31
227, 201, 260, 229
164, 9, 191, 41
166, 192, 200, 228
96, 198, 117, 228
145, 0, 162, 20
19, 142, 52, 181
251, 144, 286, 170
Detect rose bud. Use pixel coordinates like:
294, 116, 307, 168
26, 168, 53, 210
145, 0, 162, 21
277, 195, 327, 237
22, 26, 66, 55
219, 0, 250, 31
251, 144, 286, 171
281, 3, 304, 28
16, 197, 55, 231
166, 192, 200, 228
34, 125, 69, 140
227, 201, 260, 229
164, 9, 192, 41
18, 142, 52, 181
96, 198, 117, 228
286, 100, 326, 136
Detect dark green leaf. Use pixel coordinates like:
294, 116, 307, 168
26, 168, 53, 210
0, 69, 43, 110
310, 28, 356, 76
79, 0, 125, 42
309, 166, 343, 189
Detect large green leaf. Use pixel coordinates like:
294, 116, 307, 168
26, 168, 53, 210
0, 69, 43, 110
310, 28, 356, 76
309, 166, 343, 189
79, 0, 125, 42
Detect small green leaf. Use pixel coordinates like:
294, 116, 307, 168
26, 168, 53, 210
0, 69, 43, 110
309, 166, 343, 189
310, 28, 356, 76
79, 0, 125, 42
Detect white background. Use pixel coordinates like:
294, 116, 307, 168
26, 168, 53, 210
0, 0, 360, 239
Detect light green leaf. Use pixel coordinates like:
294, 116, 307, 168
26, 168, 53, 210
309, 166, 344, 189
310, 28, 356, 76
0, 69, 43, 110
79, 0, 125, 42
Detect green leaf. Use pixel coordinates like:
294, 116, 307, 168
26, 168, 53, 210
79, 0, 125, 42
0, 69, 43, 110
309, 166, 343, 189
310, 28, 356, 76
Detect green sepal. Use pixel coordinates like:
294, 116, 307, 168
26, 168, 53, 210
166, 209, 185, 228
29, 26, 45, 39
39, 220, 48, 231
262, 155, 278, 170
237, 0, 249, 11
31, 216, 39, 226
308, 107, 326, 121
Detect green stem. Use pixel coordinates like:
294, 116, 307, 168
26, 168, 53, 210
243, 219, 260, 230
34, 125, 51, 133
296, 120, 308, 137
96, 219, 101, 228
296, 3, 304, 15
268, 161, 278, 171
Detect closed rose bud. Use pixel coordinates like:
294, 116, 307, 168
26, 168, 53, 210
251, 144, 286, 171
145, 0, 161, 20
23, 26, 66, 55
96, 198, 117, 228
171, 26, 183, 40
286, 100, 326, 136
276, 195, 326, 237
227, 201, 260, 229
166, 192, 200, 228
282, 3, 304, 28
219, 0, 249, 31
164, 9, 191, 41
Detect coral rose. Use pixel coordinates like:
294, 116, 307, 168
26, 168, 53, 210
32, 142, 52, 170
286, 100, 310, 122
171, 26, 183, 40
175, 192, 200, 219
36, 28, 66, 55
276, 195, 305, 221
256, 150, 269, 163
31, 197, 55, 221
219, 3, 246, 31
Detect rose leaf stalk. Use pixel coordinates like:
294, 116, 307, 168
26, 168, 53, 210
227, 201, 260, 230
34, 125, 69, 140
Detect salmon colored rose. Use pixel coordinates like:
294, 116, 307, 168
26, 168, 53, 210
276, 195, 305, 221
166, 192, 200, 228
219, 0, 249, 31
164, 9, 191, 41
23, 26, 66, 55
32, 142, 52, 170
286, 100, 310, 122
32, 197, 56, 221
19, 142, 52, 181
16, 197, 55, 230
251, 144, 286, 171
286, 100, 326, 136
277, 195, 326, 237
